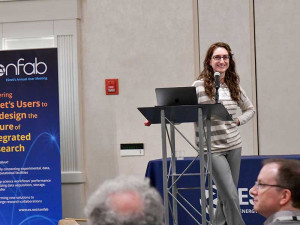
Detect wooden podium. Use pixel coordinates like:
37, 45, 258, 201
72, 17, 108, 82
138, 104, 232, 225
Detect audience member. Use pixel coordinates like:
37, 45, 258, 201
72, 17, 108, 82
85, 176, 164, 225
250, 158, 300, 224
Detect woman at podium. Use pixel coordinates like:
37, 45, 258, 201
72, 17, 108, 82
192, 42, 255, 225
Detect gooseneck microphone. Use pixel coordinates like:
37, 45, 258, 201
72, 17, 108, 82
214, 72, 220, 103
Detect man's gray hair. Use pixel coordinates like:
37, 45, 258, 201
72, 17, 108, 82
85, 176, 164, 225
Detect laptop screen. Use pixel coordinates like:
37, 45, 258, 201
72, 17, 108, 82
155, 86, 198, 106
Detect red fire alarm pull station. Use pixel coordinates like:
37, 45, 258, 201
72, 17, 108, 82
105, 79, 119, 95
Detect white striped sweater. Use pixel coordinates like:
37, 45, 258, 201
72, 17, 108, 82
192, 79, 255, 152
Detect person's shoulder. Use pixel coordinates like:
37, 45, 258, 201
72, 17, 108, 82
265, 211, 300, 225
267, 221, 300, 225
192, 79, 204, 87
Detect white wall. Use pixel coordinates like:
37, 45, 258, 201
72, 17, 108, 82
2, 0, 300, 221
197, 0, 300, 155
81, 0, 196, 199
255, 0, 300, 155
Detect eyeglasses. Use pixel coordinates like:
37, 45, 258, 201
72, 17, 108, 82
212, 55, 230, 61
253, 181, 286, 190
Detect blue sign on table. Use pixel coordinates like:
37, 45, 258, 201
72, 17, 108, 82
0, 48, 62, 225
146, 155, 300, 225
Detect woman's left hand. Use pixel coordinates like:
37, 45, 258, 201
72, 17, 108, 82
234, 118, 240, 126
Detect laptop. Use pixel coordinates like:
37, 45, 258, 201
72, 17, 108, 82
155, 86, 198, 106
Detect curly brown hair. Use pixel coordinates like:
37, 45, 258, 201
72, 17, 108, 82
197, 42, 241, 102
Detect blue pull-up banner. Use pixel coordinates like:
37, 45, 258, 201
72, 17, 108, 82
0, 48, 62, 225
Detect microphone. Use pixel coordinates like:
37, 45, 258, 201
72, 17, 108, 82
214, 72, 220, 103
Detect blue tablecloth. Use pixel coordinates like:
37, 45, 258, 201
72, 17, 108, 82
145, 155, 300, 225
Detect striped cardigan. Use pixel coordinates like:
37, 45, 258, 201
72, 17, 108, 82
192, 79, 255, 152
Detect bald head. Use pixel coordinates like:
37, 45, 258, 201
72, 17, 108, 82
108, 191, 144, 216
85, 176, 164, 225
